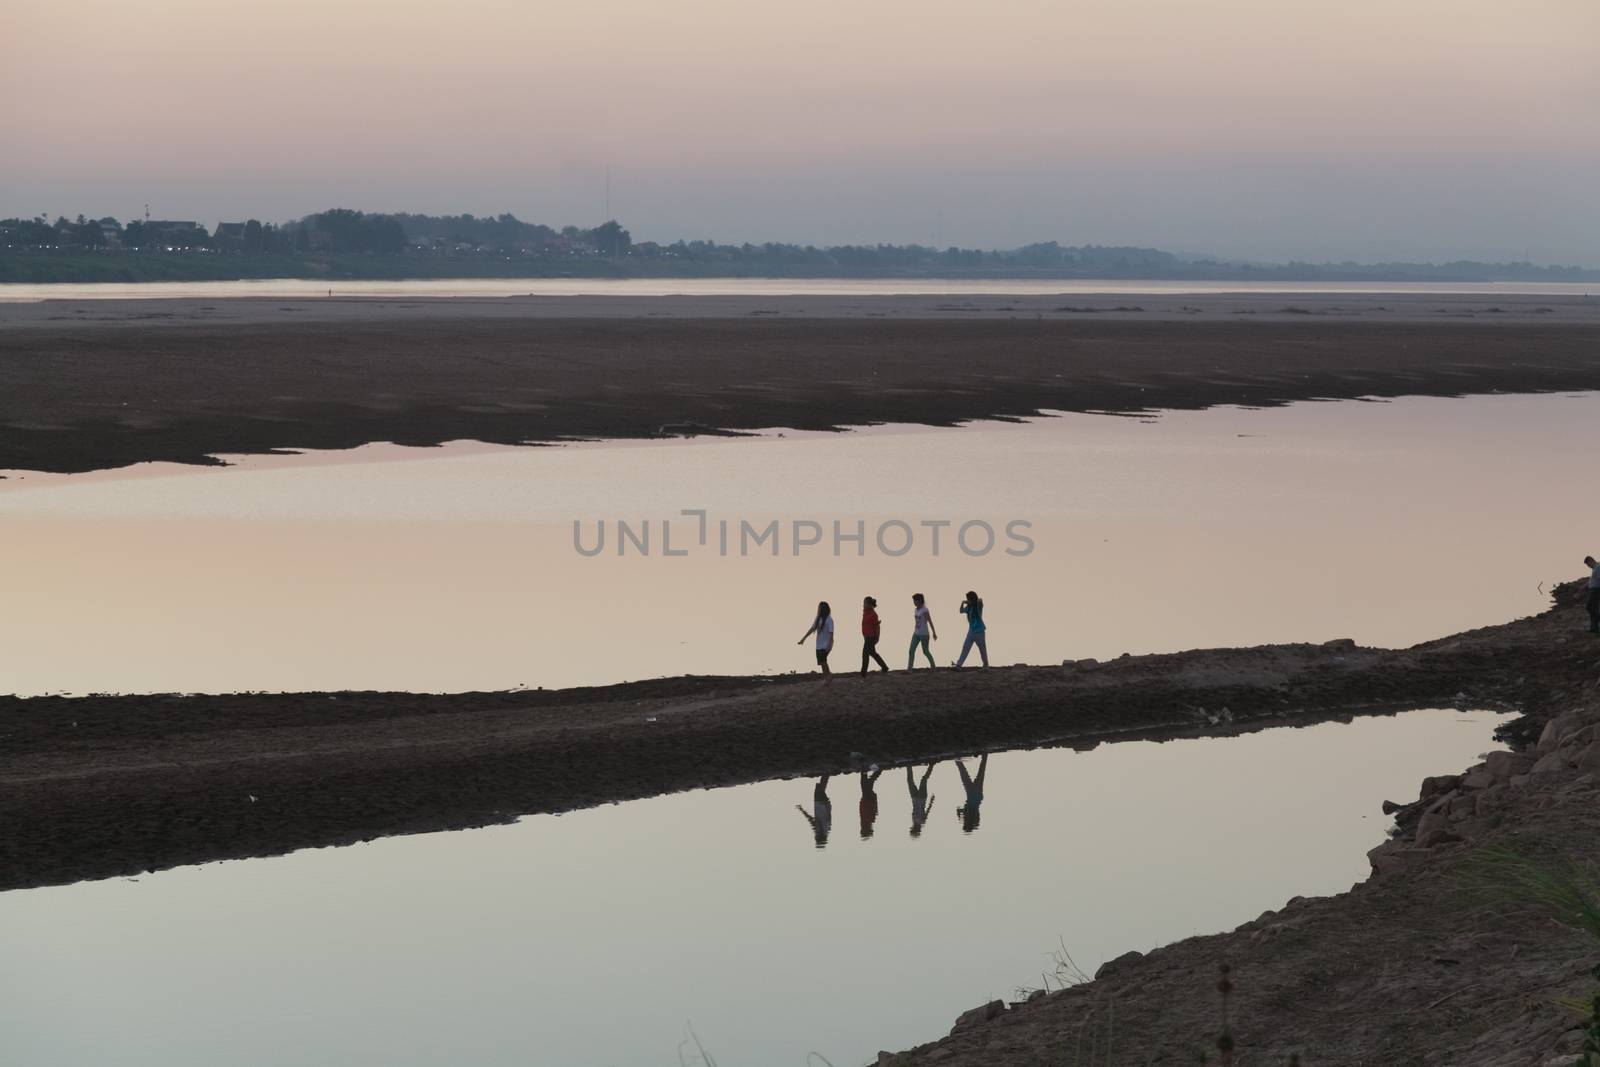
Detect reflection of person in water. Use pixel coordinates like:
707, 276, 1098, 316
795, 775, 833, 847
859, 766, 883, 838
956, 753, 988, 833
906, 762, 937, 837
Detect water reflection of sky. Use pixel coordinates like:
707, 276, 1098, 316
1, 392, 1595, 696
0, 709, 1509, 1067
5, 278, 1600, 301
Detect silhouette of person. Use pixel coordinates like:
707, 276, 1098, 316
797, 601, 835, 685
906, 762, 937, 837
858, 766, 883, 838
1586, 555, 1599, 635
954, 590, 989, 669
795, 774, 832, 848
907, 593, 938, 669
956, 753, 988, 833
860, 596, 890, 675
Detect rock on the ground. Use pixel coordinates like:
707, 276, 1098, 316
950, 1000, 1006, 1035
1094, 949, 1144, 981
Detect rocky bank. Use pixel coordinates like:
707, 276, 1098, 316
878, 582, 1600, 1067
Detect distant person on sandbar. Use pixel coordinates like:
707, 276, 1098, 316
859, 765, 883, 839
956, 753, 988, 833
1587, 555, 1600, 634
796, 775, 832, 848
954, 590, 989, 669
860, 596, 889, 675
907, 593, 938, 669
906, 762, 937, 837
797, 600, 835, 684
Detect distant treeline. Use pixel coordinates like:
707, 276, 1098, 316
2, 209, 1596, 283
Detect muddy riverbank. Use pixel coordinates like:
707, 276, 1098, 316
881, 583, 1600, 1067
2, 292, 1599, 474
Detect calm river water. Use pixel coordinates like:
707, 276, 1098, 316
2, 277, 1597, 301
0, 388, 1570, 1064
1, 392, 1596, 696
0, 708, 1510, 1067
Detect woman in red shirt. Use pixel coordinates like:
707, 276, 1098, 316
860, 595, 890, 675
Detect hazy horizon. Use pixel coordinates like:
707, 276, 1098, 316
7, 0, 1597, 264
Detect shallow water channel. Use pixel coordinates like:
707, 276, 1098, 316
1, 392, 1596, 696
1, 707, 1510, 1066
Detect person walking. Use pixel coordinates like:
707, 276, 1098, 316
860, 596, 889, 675
1586, 555, 1600, 635
954, 590, 989, 669
907, 593, 937, 669
797, 600, 835, 684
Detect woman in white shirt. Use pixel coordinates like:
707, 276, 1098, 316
907, 592, 938, 669
797, 601, 835, 684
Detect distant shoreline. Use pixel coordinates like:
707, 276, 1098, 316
5, 277, 1600, 304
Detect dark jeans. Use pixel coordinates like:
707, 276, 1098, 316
861, 636, 889, 673
1588, 588, 1600, 632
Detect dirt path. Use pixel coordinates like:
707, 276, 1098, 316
3, 586, 1593, 893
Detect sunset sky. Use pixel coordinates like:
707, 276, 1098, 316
5, 0, 1597, 262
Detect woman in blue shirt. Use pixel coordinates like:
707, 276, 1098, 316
954, 590, 989, 669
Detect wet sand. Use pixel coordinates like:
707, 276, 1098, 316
2, 291, 1598, 473
3, 584, 1591, 893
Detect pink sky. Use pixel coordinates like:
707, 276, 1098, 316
5, 0, 1598, 261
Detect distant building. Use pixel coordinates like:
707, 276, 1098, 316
213, 222, 247, 250
145, 220, 207, 249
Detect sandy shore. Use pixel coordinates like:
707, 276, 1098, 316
5, 289, 1599, 327
1, 291, 1598, 474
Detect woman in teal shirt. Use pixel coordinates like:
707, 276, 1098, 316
955, 590, 989, 669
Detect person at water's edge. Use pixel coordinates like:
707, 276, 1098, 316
860, 596, 890, 675
908, 592, 938, 669
798, 600, 835, 684
955, 590, 990, 669
1587, 555, 1600, 634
